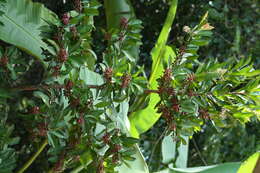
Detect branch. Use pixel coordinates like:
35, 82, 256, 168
17, 139, 48, 173
192, 137, 207, 166
148, 127, 168, 166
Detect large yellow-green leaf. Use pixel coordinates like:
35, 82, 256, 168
0, 0, 56, 61
129, 0, 178, 138
238, 151, 259, 173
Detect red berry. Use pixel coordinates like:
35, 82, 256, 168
102, 133, 110, 144
118, 32, 125, 41
179, 46, 186, 56
172, 104, 180, 112
165, 87, 175, 95
65, 80, 73, 90
112, 154, 119, 164
163, 68, 172, 82
169, 123, 176, 131
186, 73, 195, 82
62, 13, 70, 25
104, 68, 113, 83
199, 109, 210, 119
120, 17, 128, 29
97, 160, 104, 173
121, 73, 131, 88
171, 98, 178, 105
31, 106, 40, 114
37, 123, 47, 137
112, 144, 122, 153
52, 65, 61, 77
58, 48, 68, 62
53, 158, 64, 172
159, 105, 172, 122
77, 115, 84, 124
70, 98, 80, 107
0, 55, 8, 66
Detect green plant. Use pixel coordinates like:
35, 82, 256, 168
0, 0, 259, 172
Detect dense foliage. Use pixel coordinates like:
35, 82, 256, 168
131, 0, 260, 169
0, 0, 259, 172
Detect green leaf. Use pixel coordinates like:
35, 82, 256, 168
50, 131, 67, 139
180, 100, 197, 114
122, 137, 139, 147
95, 101, 110, 108
129, 0, 178, 138
0, 88, 12, 98
79, 66, 104, 86
0, 0, 57, 63
230, 69, 260, 77
47, 132, 55, 147
79, 150, 93, 167
33, 91, 50, 107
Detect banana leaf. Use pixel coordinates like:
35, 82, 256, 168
0, 0, 57, 62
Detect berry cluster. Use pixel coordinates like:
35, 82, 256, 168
101, 130, 122, 165
62, 13, 70, 25
120, 17, 128, 30
158, 68, 175, 96
157, 68, 210, 137
58, 48, 68, 63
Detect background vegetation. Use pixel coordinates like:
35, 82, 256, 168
0, 0, 259, 172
